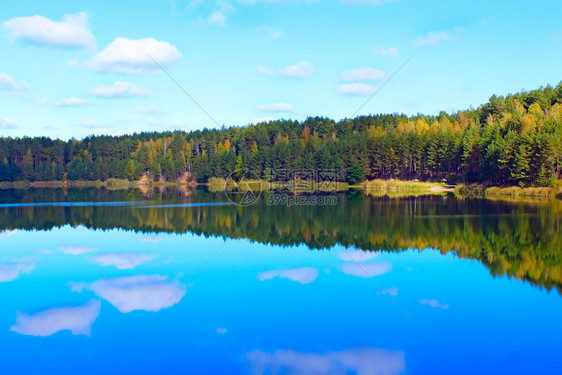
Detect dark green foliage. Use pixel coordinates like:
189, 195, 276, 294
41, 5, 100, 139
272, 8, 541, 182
347, 165, 365, 185
0, 162, 22, 181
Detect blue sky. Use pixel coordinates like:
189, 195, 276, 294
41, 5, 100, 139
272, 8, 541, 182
0, 0, 561, 139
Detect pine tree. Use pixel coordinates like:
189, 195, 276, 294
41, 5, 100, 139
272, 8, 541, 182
22, 149, 34, 181
347, 164, 365, 185
512, 142, 530, 186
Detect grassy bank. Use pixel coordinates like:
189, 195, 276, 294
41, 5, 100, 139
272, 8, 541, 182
2, 178, 561, 201
362, 179, 450, 192
207, 178, 272, 192
207, 178, 350, 192
455, 184, 561, 200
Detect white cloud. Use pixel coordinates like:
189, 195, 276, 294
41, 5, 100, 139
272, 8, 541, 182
378, 287, 398, 297
3, 12, 95, 50
59, 245, 98, 255
279, 61, 315, 78
414, 31, 455, 46
258, 103, 295, 112
258, 62, 315, 79
91, 81, 151, 98
11, 300, 101, 337
216, 327, 228, 334
206, 1, 235, 25
56, 97, 92, 107
0, 261, 35, 282
0, 73, 30, 91
208, 11, 227, 25
338, 83, 377, 96
418, 299, 449, 309
0, 118, 18, 129
338, 249, 378, 262
89, 252, 154, 269
245, 347, 405, 375
341, 262, 392, 278
257, 267, 318, 284
373, 46, 399, 58
89, 37, 182, 74
71, 275, 186, 313
342, 68, 386, 82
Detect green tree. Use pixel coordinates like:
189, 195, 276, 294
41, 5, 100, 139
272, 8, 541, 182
347, 164, 365, 185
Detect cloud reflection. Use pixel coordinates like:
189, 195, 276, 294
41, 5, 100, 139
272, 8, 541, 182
245, 347, 405, 375
139, 234, 163, 243
71, 275, 185, 313
89, 252, 154, 269
341, 263, 392, 278
59, 245, 98, 255
0, 261, 35, 282
378, 287, 399, 297
0, 230, 17, 238
11, 299, 101, 337
418, 299, 449, 310
257, 267, 319, 285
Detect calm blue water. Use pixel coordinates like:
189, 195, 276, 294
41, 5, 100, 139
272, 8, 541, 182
0, 188, 560, 374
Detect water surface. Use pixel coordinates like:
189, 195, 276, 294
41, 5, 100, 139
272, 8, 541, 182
0, 187, 560, 374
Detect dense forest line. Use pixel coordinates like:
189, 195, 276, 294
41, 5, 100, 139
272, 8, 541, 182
0, 187, 560, 292
1, 83, 562, 186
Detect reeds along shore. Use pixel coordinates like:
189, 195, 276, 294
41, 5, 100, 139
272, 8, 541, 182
362, 179, 447, 191
455, 184, 561, 199
2, 177, 562, 201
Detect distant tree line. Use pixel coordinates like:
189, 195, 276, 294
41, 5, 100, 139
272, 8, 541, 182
1, 82, 562, 186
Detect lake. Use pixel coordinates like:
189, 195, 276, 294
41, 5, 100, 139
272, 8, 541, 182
0, 187, 561, 374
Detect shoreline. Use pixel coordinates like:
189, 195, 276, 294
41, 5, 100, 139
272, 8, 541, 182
0, 179, 560, 201
454, 184, 561, 200
0, 179, 200, 190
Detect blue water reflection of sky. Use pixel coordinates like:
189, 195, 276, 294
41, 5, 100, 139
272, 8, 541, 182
0, 226, 561, 374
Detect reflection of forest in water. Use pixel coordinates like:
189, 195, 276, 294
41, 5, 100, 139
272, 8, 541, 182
1, 187, 561, 293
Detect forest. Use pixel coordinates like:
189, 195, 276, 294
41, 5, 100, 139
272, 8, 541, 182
1, 82, 562, 187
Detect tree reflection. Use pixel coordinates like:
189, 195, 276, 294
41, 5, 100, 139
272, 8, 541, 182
0, 187, 561, 293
